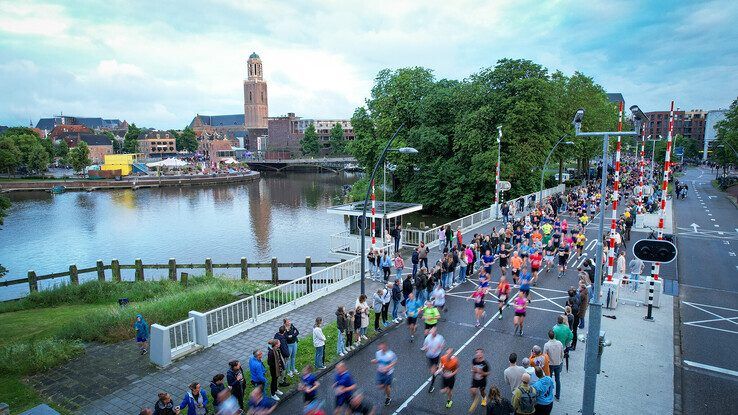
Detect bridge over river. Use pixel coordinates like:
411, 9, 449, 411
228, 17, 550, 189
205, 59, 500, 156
246, 157, 358, 173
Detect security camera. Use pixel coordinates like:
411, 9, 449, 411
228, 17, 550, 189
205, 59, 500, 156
629, 105, 649, 122
572, 109, 585, 125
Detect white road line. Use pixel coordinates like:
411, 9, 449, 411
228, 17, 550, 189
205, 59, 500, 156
708, 213, 713, 216
715, 225, 720, 228
684, 322, 738, 335
711, 218, 716, 221
684, 360, 738, 377
683, 303, 738, 325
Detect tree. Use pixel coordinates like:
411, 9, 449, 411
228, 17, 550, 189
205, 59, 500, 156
328, 123, 345, 155
68, 141, 92, 173
301, 123, 320, 156
714, 97, 738, 167
123, 123, 141, 153
54, 139, 69, 160
0, 136, 21, 173
177, 126, 199, 152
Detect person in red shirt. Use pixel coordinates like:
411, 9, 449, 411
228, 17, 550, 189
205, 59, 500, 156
529, 250, 543, 286
496, 276, 511, 320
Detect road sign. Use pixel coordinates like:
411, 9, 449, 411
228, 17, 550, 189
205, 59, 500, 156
674, 147, 684, 157
632, 239, 678, 263
498, 181, 511, 191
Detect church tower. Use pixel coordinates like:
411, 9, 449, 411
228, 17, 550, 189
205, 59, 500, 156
243, 52, 269, 129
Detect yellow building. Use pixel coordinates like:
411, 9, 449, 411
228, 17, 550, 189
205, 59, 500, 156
102, 154, 140, 176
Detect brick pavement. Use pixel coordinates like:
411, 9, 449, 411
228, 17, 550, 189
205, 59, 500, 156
29, 279, 383, 415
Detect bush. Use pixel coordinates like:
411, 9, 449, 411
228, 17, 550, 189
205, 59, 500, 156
716, 176, 738, 190
0, 338, 84, 375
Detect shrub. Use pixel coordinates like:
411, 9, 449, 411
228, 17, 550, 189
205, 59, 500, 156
0, 338, 84, 375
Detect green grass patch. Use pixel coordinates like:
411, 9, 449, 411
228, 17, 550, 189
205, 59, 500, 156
0, 303, 106, 347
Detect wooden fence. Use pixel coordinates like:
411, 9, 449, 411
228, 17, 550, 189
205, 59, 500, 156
0, 257, 342, 294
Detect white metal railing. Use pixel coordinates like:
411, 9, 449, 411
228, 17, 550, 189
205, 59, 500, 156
329, 230, 393, 256
151, 256, 362, 366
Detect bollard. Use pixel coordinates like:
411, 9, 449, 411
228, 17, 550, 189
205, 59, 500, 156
205, 258, 213, 278
111, 259, 121, 282
180, 272, 189, 287
69, 264, 79, 285
96, 260, 105, 282
240, 257, 249, 280
27, 270, 38, 293
271, 257, 278, 284
645, 264, 656, 321
135, 258, 144, 281
168, 259, 177, 281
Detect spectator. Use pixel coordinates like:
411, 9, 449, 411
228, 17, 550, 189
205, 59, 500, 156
134, 313, 149, 355
273, 326, 290, 386
381, 251, 392, 282
521, 358, 538, 383
249, 350, 267, 390
346, 309, 356, 350
544, 330, 564, 401
485, 385, 514, 415
532, 367, 555, 414
209, 374, 226, 411
391, 278, 403, 323
226, 360, 246, 409
381, 283, 392, 326
336, 305, 348, 356
553, 315, 573, 349
267, 339, 284, 400
392, 224, 402, 253
356, 295, 370, 339
529, 345, 550, 376
511, 373, 537, 415
178, 382, 208, 415
153, 392, 179, 415
372, 289, 384, 331
393, 252, 405, 281
504, 353, 526, 393
313, 317, 327, 369
139, 409, 153, 415
411, 248, 420, 277
283, 318, 300, 377
353, 306, 363, 346
418, 241, 429, 269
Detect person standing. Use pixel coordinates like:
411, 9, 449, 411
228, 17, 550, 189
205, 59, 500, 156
411, 248, 420, 278
469, 348, 490, 411
248, 350, 267, 391
391, 278, 403, 323
336, 306, 348, 357
267, 339, 284, 401
543, 329, 564, 401
367, 249, 377, 280
273, 326, 290, 386
381, 252, 392, 282
445, 225, 453, 252
371, 341, 398, 406
485, 385, 514, 415
532, 367, 555, 414
511, 373, 537, 415
356, 295, 370, 339
393, 252, 405, 281
134, 314, 149, 355
381, 283, 392, 326
373, 289, 384, 332
418, 241, 430, 270
457, 245, 468, 285
152, 392, 180, 415
392, 224, 402, 253
226, 360, 246, 409
313, 317, 326, 370
178, 382, 209, 415
628, 255, 645, 292
616, 251, 627, 279
504, 353, 526, 394
438, 227, 446, 253
440, 348, 459, 408
422, 327, 446, 393
577, 283, 589, 331
209, 374, 226, 413
529, 345, 550, 376
282, 318, 299, 377
333, 362, 356, 415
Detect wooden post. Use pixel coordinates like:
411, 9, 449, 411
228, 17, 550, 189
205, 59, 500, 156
305, 256, 313, 293
168, 259, 177, 281
96, 260, 105, 282
135, 258, 144, 281
69, 264, 79, 286
271, 257, 278, 284
111, 259, 121, 282
205, 258, 213, 277
27, 270, 38, 293
240, 257, 249, 280
180, 272, 189, 287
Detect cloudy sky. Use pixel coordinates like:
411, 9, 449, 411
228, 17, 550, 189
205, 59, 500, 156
1, 0, 736, 129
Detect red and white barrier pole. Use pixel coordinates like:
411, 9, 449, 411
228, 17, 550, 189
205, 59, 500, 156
653, 100, 674, 282
606, 102, 624, 282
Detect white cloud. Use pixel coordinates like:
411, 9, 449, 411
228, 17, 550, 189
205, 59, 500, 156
0, 1, 70, 37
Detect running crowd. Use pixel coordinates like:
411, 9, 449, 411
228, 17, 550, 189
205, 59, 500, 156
135, 157, 661, 414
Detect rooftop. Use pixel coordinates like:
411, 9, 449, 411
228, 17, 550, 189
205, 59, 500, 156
327, 201, 423, 219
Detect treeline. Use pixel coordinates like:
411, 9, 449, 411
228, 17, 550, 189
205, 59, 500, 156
347, 58, 620, 216
0, 127, 92, 173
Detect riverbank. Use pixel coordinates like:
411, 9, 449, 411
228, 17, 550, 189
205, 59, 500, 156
0, 171, 260, 192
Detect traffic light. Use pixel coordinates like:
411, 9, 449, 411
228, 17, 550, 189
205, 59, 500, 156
357, 215, 368, 230
632, 239, 678, 263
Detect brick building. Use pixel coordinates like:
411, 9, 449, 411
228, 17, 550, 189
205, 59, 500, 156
645, 109, 707, 154
49, 124, 91, 141
137, 130, 177, 158
244, 52, 269, 129
60, 133, 113, 164
36, 115, 126, 138
266, 113, 354, 157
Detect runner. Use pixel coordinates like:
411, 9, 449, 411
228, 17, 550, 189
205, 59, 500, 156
421, 327, 446, 393
468, 286, 487, 327
513, 291, 528, 337
439, 348, 459, 408
469, 348, 491, 411
510, 251, 524, 285
404, 292, 423, 343
371, 341, 397, 406
332, 362, 356, 415
481, 249, 495, 279
431, 283, 447, 320
422, 299, 441, 335
298, 364, 320, 408
575, 230, 586, 258
529, 249, 543, 286
497, 243, 510, 278
543, 240, 556, 273
556, 240, 570, 279
496, 275, 511, 320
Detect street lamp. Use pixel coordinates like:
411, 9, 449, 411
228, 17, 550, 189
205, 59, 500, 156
572, 108, 639, 415
359, 124, 417, 295
539, 135, 574, 207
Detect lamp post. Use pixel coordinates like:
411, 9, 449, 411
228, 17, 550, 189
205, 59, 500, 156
495, 126, 502, 219
572, 108, 640, 415
539, 134, 573, 208
360, 123, 417, 295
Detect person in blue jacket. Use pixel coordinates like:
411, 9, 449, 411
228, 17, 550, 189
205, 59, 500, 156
179, 382, 209, 415
133, 314, 149, 355
249, 349, 267, 390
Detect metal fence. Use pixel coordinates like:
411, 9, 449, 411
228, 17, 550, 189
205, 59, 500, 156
150, 257, 362, 366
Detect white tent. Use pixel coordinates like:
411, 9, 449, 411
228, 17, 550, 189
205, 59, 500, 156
146, 158, 188, 168
221, 157, 238, 164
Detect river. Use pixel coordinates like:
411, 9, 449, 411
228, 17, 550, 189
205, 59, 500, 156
0, 172, 361, 301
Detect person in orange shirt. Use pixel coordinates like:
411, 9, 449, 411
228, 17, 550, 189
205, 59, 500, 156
510, 251, 525, 285
530, 229, 543, 249
529, 345, 550, 376
496, 276, 511, 320
439, 348, 459, 408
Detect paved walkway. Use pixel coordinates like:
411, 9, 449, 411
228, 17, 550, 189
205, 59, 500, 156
29, 279, 383, 414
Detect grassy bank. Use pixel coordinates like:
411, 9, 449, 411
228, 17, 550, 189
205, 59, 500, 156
0, 276, 271, 412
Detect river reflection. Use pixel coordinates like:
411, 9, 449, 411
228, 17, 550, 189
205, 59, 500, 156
0, 172, 357, 300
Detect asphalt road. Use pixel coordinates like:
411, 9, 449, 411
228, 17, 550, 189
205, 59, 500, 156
673, 167, 738, 415
274, 207, 664, 414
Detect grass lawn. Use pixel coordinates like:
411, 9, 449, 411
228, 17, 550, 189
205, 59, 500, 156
0, 303, 106, 347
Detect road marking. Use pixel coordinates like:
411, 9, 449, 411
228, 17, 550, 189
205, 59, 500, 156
708, 213, 713, 216
730, 252, 736, 257
586, 239, 597, 251
724, 240, 730, 245
711, 218, 716, 221
715, 225, 720, 228
683, 360, 738, 377
708, 195, 717, 199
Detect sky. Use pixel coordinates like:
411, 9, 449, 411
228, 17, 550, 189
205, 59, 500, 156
0, 0, 737, 130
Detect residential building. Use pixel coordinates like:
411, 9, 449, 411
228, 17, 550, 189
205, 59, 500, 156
137, 130, 177, 158
644, 110, 687, 140
267, 113, 354, 157
244, 52, 269, 129
60, 133, 113, 164
203, 139, 235, 165
49, 125, 91, 142
703, 109, 728, 160
36, 115, 126, 137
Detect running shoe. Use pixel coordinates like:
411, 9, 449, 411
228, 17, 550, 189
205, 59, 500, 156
385, 397, 391, 406
428, 386, 435, 393
276, 390, 284, 396
481, 397, 487, 407
498, 314, 502, 320
446, 400, 453, 408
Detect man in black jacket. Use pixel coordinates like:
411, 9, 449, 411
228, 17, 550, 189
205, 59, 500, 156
392, 278, 403, 322
226, 360, 245, 409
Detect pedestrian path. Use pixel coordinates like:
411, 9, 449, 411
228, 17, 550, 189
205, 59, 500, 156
29, 279, 383, 414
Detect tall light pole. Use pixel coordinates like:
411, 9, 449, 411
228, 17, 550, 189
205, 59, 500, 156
495, 126, 502, 219
572, 108, 640, 415
360, 123, 417, 295
539, 134, 573, 208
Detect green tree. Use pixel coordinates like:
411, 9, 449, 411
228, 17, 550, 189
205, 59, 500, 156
12, 134, 49, 172
68, 141, 92, 173
177, 126, 199, 152
301, 123, 320, 156
123, 123, 141, 153
328, 123, 345, 155
714, 97, 738, 167
102, 131, 122, 154
54, 139, 69, 160
0, 136, 22, 173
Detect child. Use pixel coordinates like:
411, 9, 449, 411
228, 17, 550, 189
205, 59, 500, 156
353, 306, 362, 346
133, 313, 149, 355
345, 310, 355, 352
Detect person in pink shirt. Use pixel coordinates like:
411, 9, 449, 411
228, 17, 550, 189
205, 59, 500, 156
513, 291, 528, 336
465, 245, 474, 280
393, 252, 405, 281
